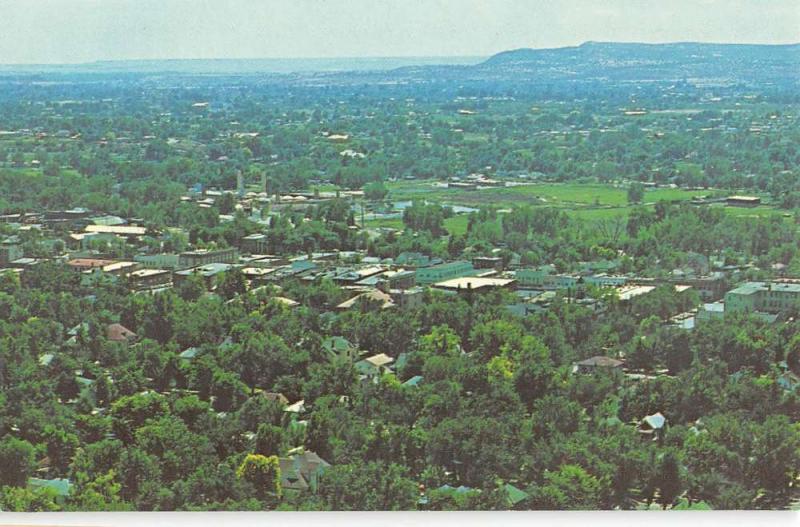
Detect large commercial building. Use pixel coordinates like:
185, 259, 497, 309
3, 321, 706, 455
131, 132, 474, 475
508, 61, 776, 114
515, 267, 626, 290
415, 261, 479, 285
128, 269, 173, 291
725, 281, 800, 314
433, 276, 516, 295
178, 248, 239, 269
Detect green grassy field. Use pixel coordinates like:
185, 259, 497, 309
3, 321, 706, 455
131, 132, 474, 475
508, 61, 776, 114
387, 180, 702, 208
385, 180, 779, 222
364, 215, 470, 236
2, 166, 84, 178
444, 215, 469, 236
722, 205, 789, 219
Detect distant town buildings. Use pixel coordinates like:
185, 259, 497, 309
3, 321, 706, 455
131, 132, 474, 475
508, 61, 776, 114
725, 281, 800, 314
178, 248, 239, 269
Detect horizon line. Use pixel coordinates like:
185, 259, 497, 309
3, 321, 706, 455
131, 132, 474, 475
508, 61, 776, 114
1, 39, 798, 68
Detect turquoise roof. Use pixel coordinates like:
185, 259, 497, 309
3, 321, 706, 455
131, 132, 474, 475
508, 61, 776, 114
504, 483, 530, 506
403, 375, 424, 387
323, 336, 353, 353
179, 347, 199, 359
29, 477, 72, 497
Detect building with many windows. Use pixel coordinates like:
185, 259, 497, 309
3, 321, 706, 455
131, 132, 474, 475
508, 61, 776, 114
724, 281, 800, 314
415, 261, 479, 285
178, 248, 238, 269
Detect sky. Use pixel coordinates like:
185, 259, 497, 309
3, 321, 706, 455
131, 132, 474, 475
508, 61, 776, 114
0, 0, 797, 64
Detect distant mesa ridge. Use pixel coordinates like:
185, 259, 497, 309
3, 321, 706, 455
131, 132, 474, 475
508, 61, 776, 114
483, 40, 800, 66
0, 42, 797, 81
474, 41, 800, 82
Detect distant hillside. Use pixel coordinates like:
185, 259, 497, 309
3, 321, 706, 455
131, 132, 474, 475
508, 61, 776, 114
0, 42, 796, 91
476, 41, 800, 84
0, 56, 484, 75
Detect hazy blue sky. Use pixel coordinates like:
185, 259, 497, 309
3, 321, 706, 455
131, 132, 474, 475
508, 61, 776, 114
0, 0, 797, 63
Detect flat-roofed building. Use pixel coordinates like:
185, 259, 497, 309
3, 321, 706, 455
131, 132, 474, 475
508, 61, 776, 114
515, 266, 555, 288
473, 256, 504, 271
416, 261, 478, 285
97, 261, 140, 277
389, 287, 425, 309
178, 248, 238, 269
616, 285, 657, 301
0, 237, 23, 266
135, 253, 180, 269
129, 269, 172, 291
356, 269, 416, 290
84, 224, 147, 236
334, 266, 386, 284
696, 302, 725, 323
585, 275, 628, 288
241, 266, 276, 285
385, 270, 417, 290
725, 281, 800, 314
726, 195, 761, 207
241, 233, 269, 254
66, 258, 116, 272
433, 276, 516, 295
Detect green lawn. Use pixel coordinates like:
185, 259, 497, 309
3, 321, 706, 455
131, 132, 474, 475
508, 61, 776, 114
387, 180, 701, 209
444, 215, 469, 236
1, 167, 84, 178
374, 180, 782, 228
722, 205, 789, 218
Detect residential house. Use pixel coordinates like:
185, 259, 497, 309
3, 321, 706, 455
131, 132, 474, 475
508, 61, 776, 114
322, 336, 362, 362
106, 323, 137, 344
574, 356, 624, 374
278, 450, 331, 493
639, 412, 667, 440
402, 375, 424, 388
355, 353, 394, 379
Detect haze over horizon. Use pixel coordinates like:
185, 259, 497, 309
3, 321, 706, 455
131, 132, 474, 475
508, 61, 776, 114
0, 0, 798, 65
